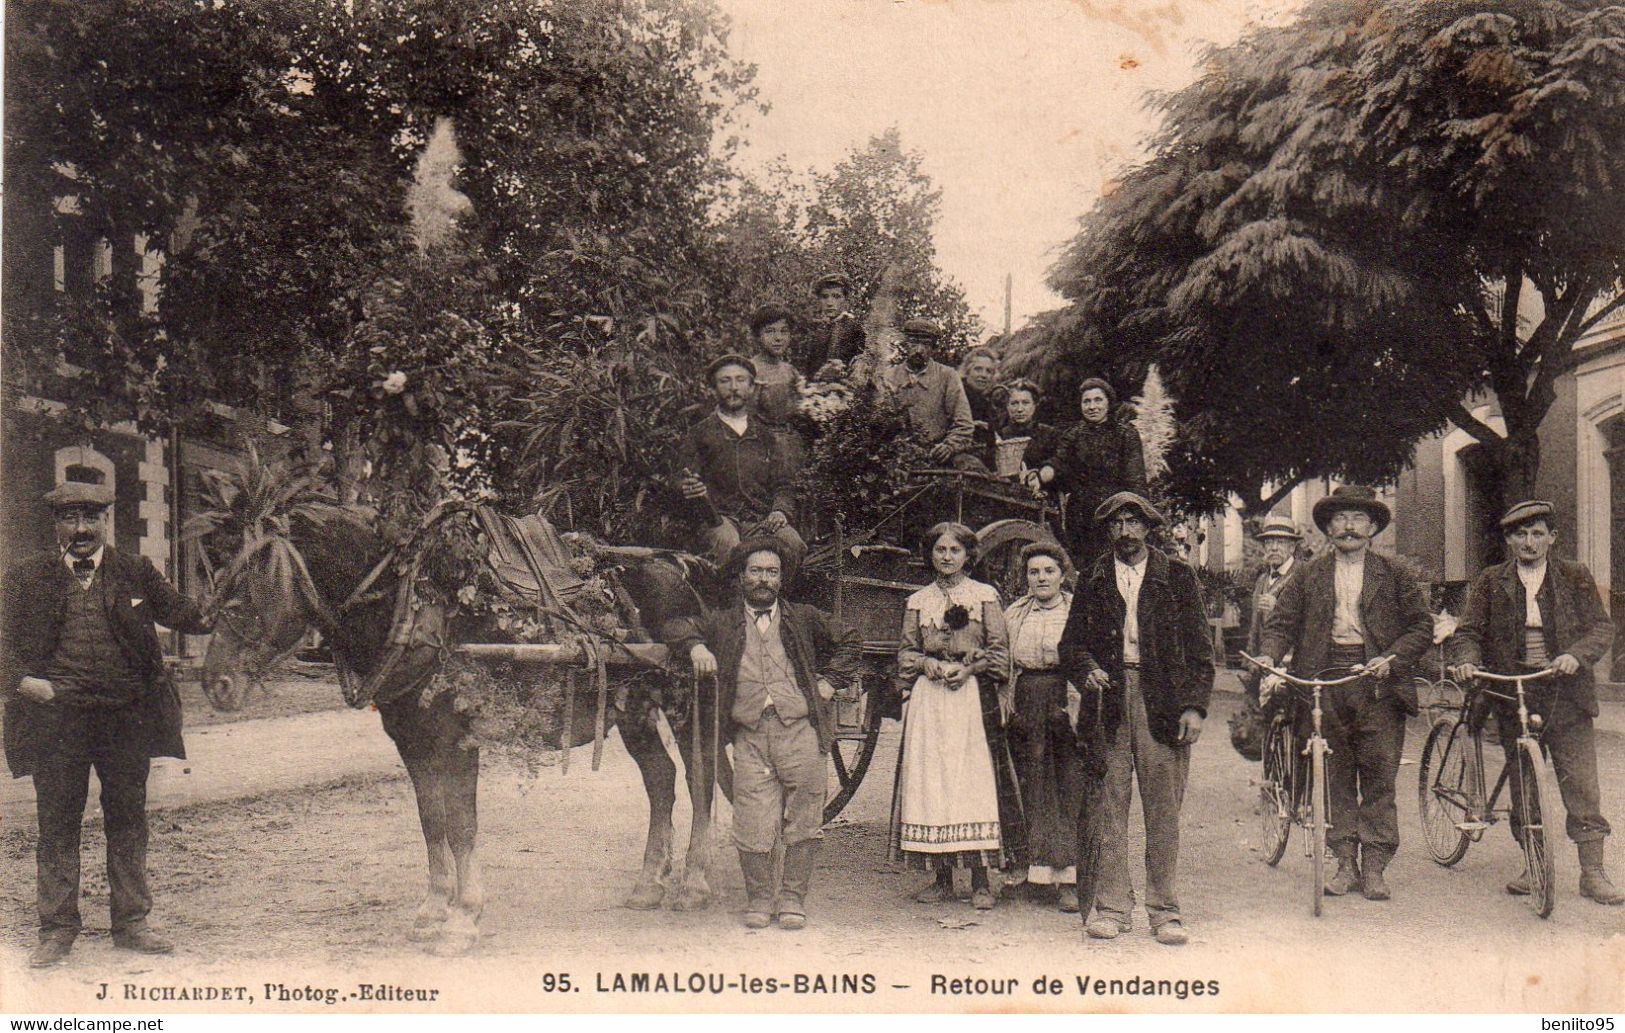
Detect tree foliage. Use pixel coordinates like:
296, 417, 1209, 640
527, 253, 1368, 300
1039, 0, 1625, 514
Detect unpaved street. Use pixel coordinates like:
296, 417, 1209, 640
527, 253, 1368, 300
3, 682, 1622, 1014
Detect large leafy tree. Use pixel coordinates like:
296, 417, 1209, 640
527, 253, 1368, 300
1039, 0, 1625, 516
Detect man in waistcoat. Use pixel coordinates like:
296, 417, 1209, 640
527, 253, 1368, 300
3, 482, 214, 967
1449, 500, 1621, 905
664, 537, 860, 930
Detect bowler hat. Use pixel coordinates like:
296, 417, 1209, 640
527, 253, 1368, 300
705, 353, 757, 384
901, 318, 942, 340
722, 536, 790, 579
1311, 485, 1390, 536
813, 272, 852, 293
43, 481, 114, 511
1255, 514, 1302, 541
1094, 491, 1165, 528
1498, 499, 1556, 532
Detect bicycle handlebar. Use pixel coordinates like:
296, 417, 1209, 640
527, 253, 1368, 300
1239, 652, 1369, 687
1467, 668, 1556, 683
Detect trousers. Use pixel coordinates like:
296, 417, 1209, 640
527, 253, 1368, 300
30, 702, 155, 935
1496, 694, 1612, 844
732, 709, 825, 853
1094, 669, 1190, 930
1317, 679, 1406, 853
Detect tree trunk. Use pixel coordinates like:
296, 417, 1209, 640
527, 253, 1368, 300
1497, 424, 1541, 515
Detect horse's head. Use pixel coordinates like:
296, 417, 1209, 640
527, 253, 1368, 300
201, 539, 321, 712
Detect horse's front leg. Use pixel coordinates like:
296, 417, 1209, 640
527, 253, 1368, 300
432, 744, 484, 957
394, 740, 455, 942
619, 708, 676, 910
671, 697, 721, 912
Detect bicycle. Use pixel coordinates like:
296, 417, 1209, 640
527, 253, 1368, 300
1241, 652, 1370, 917
1417, 667, 1559, 918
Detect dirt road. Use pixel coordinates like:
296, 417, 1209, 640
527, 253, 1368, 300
3, 681, 1622, 1014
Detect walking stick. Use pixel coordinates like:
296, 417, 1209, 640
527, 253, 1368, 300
560, 663, 575, 776
591, 642, 609, 772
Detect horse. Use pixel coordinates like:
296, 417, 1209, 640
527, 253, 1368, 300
199, 504, 731, 955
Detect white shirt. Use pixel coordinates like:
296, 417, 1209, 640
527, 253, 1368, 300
1332, 552, 1366, 646
716, 408, 749, 437
1516, 561, 1547, 628
1114, 553, 1149, 664
1266, 556, 1295, 588
64, 546, 104, 590
748, 600, 779, 631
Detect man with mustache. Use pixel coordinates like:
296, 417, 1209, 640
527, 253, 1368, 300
676, 355, 805, 578
2, 482, 213, 967
1059, 492, 1212, 945
1241, 515, 1303, 702
1257, 486, 1432, 901
881, 319, 987, 473
1448, 501, 1621, 905
665, 538, 860, 929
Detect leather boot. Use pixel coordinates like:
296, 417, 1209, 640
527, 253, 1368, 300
738, 851, 776, 929
1505, 865, 1533, 896
776, 839, 818, 931
1360, 847, 1392, 901
1578, 841, 1625, 906
1325, 843, 1360, 896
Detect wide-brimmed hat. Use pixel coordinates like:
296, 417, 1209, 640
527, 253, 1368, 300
704, 353, 757, 383
1311, 485, 1390, 536
1255, 514, 1302, 541
901, 318, 942, 340
1094, 491, 1165, 528
812, 272, 852, 293
1499, 499, 1556, 532
43, 481, 114, 511
721, 536, 791, 579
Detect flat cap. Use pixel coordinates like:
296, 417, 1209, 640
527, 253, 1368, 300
43, 481, 114, 510
1499, 499, 1556, 531
704, 353, 757, 383
1255, 514, 1302, 541
812, 272, 852, 293
901, 318, 943, 339
1094, 490, 1165, 528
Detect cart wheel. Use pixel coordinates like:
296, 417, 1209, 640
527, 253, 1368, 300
975, 518, 1060, 599
825, 672, 885, 823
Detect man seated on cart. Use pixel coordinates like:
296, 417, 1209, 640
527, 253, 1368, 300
1447, 499, 1622, 906
675, 354, 806, 580
881, 319, 990, 474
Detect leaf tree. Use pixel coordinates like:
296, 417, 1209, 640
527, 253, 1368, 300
1040, 0, 1625, 516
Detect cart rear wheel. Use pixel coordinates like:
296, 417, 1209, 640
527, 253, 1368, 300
825, 672, 886, 823
975, 519, 1060, 599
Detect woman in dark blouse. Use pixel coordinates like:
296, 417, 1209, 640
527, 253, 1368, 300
1038, 377, 1146, 571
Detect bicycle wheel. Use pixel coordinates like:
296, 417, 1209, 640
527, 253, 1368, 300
1309, 739, 1328, 917
1514, 738, 1558, 919
1418, 717, 1473, 866
1258, 716, 1292, 866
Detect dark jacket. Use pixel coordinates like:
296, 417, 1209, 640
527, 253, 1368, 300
663, 599, 861, 753
964, 386, 999, 467
1258, 549, 1433, 714
1059, 549, 1214, 748
1049, 417, 1147, 531
796, 314, 866, 375
1241, 559, 1301, 691
3, 547, 212, 777
1447, 558, 1615, 717
675, 412, 797, 526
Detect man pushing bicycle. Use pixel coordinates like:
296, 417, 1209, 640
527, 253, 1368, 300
1255, 486, 1433, 901
1447, 500, 1621, 906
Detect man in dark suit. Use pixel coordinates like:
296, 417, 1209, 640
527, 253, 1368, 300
1241, 515, 1303, 700
1448, 500, 1621, 905
1059, 492, 1213, 946
3, 481, 213, 967
664, 537, 860, 930
1257, 485, 1432, 901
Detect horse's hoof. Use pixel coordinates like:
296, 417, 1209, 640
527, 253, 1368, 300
407, 921, 444, 943
670, 887, 712, 912
624, 884, 665, 911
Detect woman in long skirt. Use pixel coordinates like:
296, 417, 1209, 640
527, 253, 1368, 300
1003, 542, 1085, 911
889, 521, 1018, 910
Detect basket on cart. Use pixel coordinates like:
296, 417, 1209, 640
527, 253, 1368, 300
994, 436, 1030, 478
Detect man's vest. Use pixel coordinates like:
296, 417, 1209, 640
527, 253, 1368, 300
47, 574, 142, 706
734, 612, 809, 726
